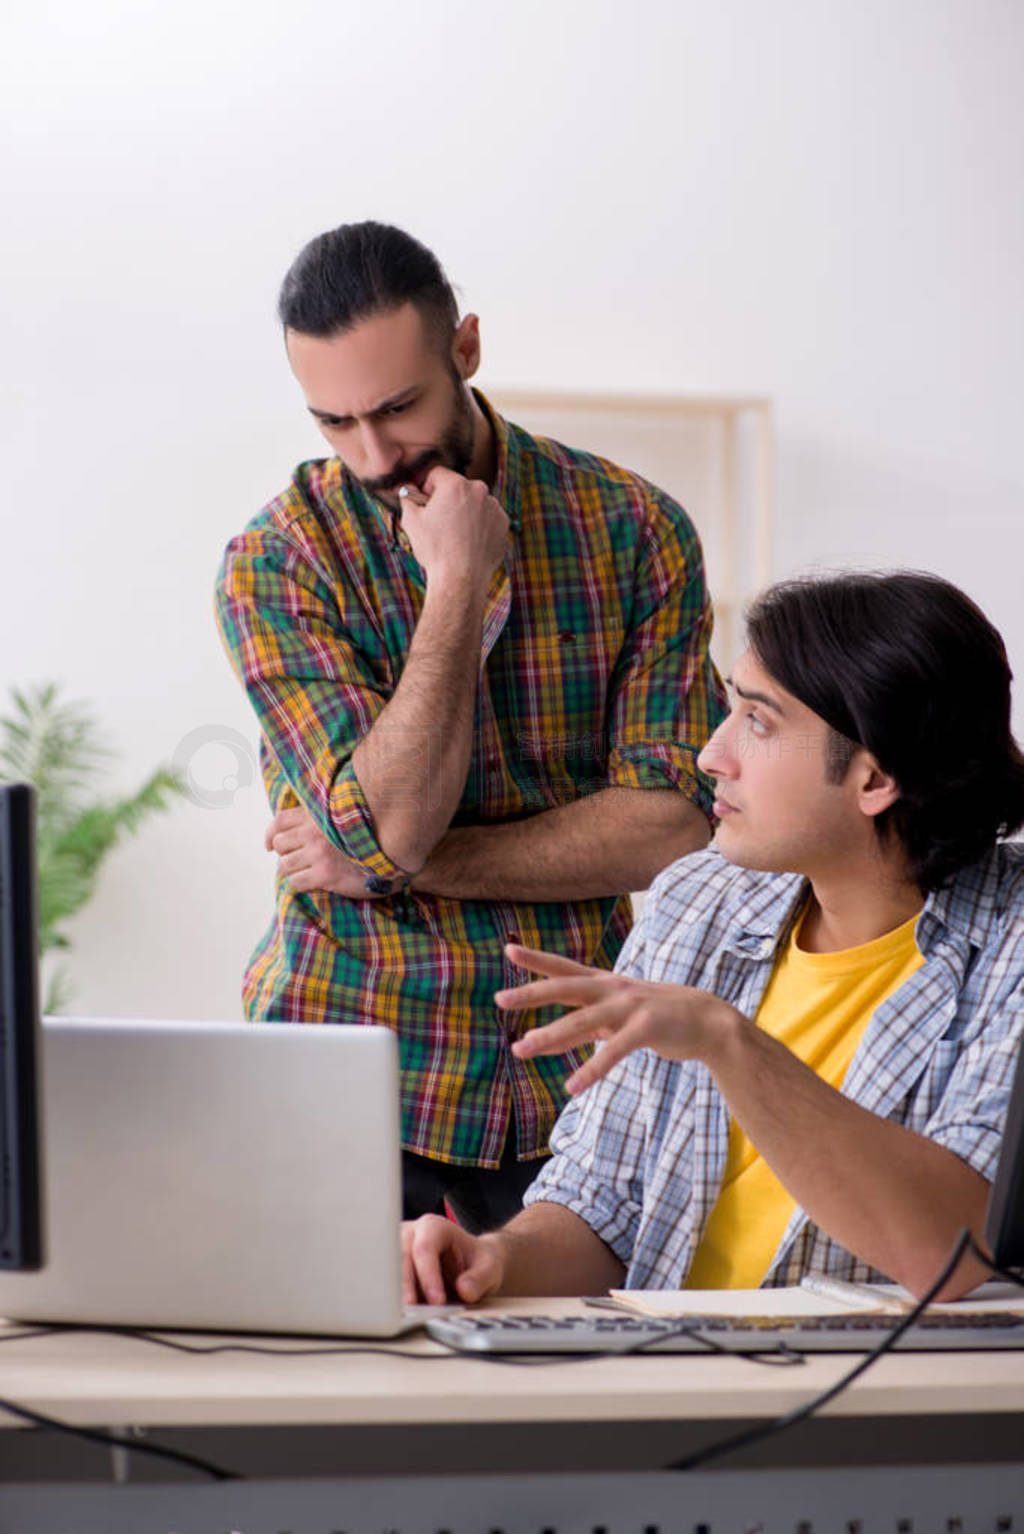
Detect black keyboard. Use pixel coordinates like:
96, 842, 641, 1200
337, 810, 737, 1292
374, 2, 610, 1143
426, 1309, 1024, 1354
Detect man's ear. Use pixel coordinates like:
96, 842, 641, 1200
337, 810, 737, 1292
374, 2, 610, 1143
451, 313, 481, 380
853, 752, 901, 820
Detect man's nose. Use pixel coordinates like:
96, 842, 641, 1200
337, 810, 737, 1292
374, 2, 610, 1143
360, 422, 402, 480
697, 717, 736, 778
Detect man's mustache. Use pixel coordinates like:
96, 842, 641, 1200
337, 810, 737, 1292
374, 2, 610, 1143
363, 449, 440, 495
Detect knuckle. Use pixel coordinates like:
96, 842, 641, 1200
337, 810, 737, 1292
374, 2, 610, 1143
412, 1213, 446, 1246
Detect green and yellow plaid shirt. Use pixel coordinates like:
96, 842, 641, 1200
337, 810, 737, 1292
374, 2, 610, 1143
215, 397, 725, 1166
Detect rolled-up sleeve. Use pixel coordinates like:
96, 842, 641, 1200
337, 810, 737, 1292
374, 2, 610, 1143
605, 491, 726, 821
923, 983, 1024, 1181
215, 527, 408, 885
523, 903, 656, 1260
524, 1053, 649, 1266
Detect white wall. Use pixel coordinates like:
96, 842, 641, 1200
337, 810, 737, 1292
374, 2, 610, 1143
2, 0, 1021, 1017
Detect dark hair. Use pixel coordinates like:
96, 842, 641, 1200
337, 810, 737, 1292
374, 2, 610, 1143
277, 221, 458, 344
745, 570, 1024, 891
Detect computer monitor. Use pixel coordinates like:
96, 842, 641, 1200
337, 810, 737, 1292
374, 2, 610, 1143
984, 1031, 1024, 1269
0, 782, 43, 1269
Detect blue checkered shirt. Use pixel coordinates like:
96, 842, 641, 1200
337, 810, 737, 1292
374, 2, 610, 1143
525, 843, 1024, 1288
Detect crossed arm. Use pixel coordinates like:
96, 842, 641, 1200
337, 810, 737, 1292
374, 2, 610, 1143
403, 946, 993, 1305
266, 465, 711, 898
270, 787, 709, 902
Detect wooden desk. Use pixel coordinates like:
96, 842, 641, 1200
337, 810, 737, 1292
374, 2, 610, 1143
2, 1297, 1023, 1529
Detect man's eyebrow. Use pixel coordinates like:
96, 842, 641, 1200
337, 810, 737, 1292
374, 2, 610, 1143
307, 405, 351, 424
307, 386, 419, 424
725, 676, 787, 715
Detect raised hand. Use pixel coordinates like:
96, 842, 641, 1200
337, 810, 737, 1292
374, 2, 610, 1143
499, 943, 742, 1094
397, 467, 509, 592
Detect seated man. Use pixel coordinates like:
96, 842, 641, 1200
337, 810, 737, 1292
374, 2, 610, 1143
404, 570, 1024, 1304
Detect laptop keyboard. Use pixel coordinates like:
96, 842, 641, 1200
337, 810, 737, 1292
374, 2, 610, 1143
426, 1310, 1024, 1354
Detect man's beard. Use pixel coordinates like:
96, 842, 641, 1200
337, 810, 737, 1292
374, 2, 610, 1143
359, 374, 476, 504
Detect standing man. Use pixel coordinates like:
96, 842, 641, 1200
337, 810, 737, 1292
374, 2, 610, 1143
216, 221, 724, 1227
404, 571, 1024, 1303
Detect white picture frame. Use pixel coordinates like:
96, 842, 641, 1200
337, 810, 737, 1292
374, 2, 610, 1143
486, 389, 775, 672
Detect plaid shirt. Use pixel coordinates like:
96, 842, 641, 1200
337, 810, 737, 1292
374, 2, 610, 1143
215, 396, 725, 1166
526, 843, 1024, 1285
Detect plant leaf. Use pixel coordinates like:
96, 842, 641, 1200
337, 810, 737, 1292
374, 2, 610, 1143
2, 684, 185, 959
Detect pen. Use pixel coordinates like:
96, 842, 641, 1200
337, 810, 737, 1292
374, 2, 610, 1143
800, 1273, 913, 1314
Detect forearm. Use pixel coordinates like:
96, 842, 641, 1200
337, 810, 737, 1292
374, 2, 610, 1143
486, 1202, 627, 1296
351, 577, 485, 873
710, 1021, 992, 1299
414, 788, 710, 900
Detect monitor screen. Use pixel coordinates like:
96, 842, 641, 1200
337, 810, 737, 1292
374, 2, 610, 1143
0, 782, 43, 1269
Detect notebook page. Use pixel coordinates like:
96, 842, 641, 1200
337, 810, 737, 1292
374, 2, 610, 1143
607, 1279, 1024, 1320
606, 1286, 895, 1319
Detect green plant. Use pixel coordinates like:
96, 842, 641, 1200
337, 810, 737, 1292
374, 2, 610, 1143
0, 684, 184, 1012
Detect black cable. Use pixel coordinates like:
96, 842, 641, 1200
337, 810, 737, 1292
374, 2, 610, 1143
0, 1393, 238, 1481
56, 1326, 464, 1361
666, 1226, 974, 1472
449, 1320, 806, 1368
635, 1325, 805, 1367
1, 1233, 1003, 1481
0, 1317, 802, 1368
0, 1324, 66, 1345
0, 1323, 474, 1485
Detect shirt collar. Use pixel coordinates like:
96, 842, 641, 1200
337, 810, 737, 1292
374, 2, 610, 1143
722, 870, 808, 960
723, 845, 1012, 964
474, 389, 521, 532
917, 843, 1014, 954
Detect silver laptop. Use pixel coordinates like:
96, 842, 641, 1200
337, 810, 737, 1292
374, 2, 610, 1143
0, 1018, 417, 1337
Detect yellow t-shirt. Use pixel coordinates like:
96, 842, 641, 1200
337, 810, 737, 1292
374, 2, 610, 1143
684, 907, 924, 1289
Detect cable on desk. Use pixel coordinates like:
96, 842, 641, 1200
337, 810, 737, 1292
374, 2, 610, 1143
0, 1325, 66, 1345
4, 1237, 1013, 1482
665, 1226, 974, 1472
0, 1319, 803, 1367
44, 1327, 467, 1360
461, 1321, 807, 1367
0, 1325, 487, 1485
